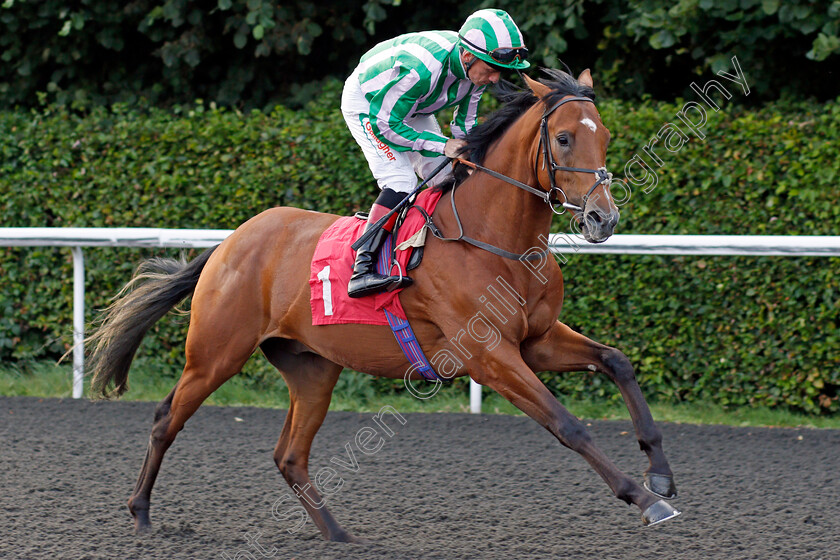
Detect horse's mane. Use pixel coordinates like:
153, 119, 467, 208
437, 68, 596, 192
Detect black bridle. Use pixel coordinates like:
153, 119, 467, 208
412, 94, 615, 262
537, 95, 613, 215
460, 95, 613, 216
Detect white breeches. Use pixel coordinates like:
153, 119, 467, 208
341, 73, 453, 193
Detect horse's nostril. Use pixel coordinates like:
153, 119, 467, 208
586, 211, 603, 225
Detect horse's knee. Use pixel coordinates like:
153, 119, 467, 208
601, 348, 635, 383
276, 453, 306, 481
273, 451, 287, 474
556, 419, 592, 452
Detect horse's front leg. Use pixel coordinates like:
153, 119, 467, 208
521, 320, 677, 500
470, 347, 680, 526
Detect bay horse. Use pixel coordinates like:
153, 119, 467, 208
88, 69, 680, 541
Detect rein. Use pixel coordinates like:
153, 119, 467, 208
459, 95, 614, 215
420, 95, 613, 261
415, 198, 548, 261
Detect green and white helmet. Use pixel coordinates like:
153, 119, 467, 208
458, 9, 530, 70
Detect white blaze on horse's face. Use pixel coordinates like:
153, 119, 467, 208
580, 118, 598, 133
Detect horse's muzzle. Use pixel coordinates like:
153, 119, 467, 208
581, 207, 619, 243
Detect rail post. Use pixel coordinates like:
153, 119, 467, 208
71, 246, 85, 399
470, 380, 482, 414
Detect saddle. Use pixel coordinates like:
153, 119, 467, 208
309, 189, 443, 327
353, 208, 425, 274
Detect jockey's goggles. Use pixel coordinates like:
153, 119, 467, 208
458, 34, 529, 65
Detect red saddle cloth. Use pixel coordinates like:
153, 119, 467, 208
309, 189, 443, 326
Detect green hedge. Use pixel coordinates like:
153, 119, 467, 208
1, 80, 837, 414
1, 0, 837, 108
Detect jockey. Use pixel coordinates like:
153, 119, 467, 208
342, 8, 530, 298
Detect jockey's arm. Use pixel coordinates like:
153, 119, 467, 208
366, 68, 450, 158
450, 86, 484, 140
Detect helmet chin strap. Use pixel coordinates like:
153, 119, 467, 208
461, 47, 477, 75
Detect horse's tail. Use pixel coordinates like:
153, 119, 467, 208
88, 246, 218, 398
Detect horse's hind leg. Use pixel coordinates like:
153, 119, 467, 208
128, 328, 257, 532
522, 321, 677, 499
127, 384, 178, 532
261, 339, 359, 542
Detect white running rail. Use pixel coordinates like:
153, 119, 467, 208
1, 228, 839, 406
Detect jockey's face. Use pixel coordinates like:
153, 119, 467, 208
463, 53, 502, 87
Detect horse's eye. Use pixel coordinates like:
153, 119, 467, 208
557, 133, 569, 146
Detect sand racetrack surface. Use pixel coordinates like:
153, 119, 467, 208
1, 395, 838, 560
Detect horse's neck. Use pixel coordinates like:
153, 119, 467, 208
442, 121, 552, 253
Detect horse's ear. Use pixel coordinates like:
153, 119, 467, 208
578, 69, 594, 89
523, 74, 551, 98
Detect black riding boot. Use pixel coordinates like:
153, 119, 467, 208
347, 225, 413, 298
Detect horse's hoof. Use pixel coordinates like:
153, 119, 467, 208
329, 531, 367, 543
641, 500, 681, 527
130, 507, 152, 534
133, 516, 152, 534
348, 535, 370, 544
644, 473, 677, 500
